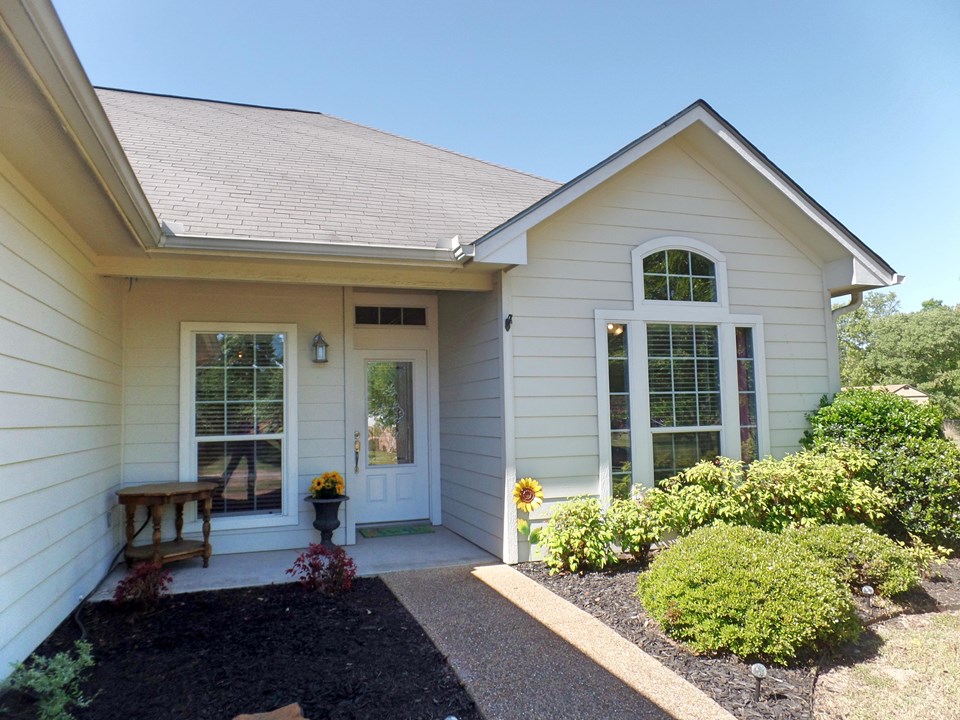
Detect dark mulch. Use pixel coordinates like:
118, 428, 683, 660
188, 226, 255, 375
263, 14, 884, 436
518, 557, 960, 720
1, 579, 480, 720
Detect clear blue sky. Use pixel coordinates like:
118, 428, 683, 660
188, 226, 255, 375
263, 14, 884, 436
53, 0, 959, 312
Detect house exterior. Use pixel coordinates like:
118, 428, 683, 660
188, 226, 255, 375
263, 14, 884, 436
0, 0, 901, 674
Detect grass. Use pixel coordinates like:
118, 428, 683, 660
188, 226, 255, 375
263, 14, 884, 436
815, 611, 960, 720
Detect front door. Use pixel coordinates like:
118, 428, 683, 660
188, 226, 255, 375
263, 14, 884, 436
348, 350, 430, 524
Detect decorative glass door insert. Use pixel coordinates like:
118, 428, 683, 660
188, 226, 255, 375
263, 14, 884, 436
366, 361, 414, 466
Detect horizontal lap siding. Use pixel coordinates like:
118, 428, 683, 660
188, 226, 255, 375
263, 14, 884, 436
438, 287, 504, 557
0, 160, 124, 676
511, 140, 832, 503
122, 279, 344, 553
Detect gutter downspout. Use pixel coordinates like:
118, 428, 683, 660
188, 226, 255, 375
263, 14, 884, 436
831, 291, 863, 321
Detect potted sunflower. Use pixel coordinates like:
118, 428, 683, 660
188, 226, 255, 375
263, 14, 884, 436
305, 471, 349, 548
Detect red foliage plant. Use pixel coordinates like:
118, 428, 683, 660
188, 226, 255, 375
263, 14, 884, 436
286, 544, 357, 594
113, 561, 173, 609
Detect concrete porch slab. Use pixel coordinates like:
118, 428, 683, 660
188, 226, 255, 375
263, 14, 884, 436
88, 526, 496, 601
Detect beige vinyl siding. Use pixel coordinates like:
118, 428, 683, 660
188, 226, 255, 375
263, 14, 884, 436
510, 139, 834, 506
0, 159, 124, 675
122, 280, 344, 553
438, 284, 504, 556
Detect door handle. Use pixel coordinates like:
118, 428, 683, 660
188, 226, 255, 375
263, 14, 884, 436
354, 431, 361, 474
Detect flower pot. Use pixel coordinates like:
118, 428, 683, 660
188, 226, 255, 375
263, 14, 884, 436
305, 495, 349, 549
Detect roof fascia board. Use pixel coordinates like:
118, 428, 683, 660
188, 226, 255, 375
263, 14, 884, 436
96, 254, 494, 291
473, 231, 527, 265
701, 114, 899, 285
475, 99, 899, 289
474, 106, 706, 251
156, 233, 467, 265
4, 0, 161, 250
825, 256, 902, 296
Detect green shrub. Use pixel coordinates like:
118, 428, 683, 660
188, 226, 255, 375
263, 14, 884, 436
637, 525, 860, 664
803, 388, 945, 446
539, 496, 617, 574
646, 448, 891, 536
6, 640, 95, 720
804, 390, 960, 547
606, 498, 660, 561
786, 523, 933, 597
737, 447, 890, 531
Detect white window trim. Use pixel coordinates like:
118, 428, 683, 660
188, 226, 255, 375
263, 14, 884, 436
631, 236, 730, 308
178, 322, 300, 531
596, 236, 768, 497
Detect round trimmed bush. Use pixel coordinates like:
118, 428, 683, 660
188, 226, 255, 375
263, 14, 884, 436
786, 523, 933, 597
636, 525, 860, 664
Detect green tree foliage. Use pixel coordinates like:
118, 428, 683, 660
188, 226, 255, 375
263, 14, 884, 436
837, 291, 960, 417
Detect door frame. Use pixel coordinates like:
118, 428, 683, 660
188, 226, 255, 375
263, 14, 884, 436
343, 288, 441, 545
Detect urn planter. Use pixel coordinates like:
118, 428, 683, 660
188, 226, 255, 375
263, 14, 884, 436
305, 495, 349, 549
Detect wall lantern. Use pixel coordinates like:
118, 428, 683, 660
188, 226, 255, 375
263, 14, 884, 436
311, 332, 329, 363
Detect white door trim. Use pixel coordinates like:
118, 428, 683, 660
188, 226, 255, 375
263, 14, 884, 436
343, 288, 441, 545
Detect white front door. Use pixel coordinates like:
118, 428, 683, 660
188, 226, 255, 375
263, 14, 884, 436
347, 350, 430, 524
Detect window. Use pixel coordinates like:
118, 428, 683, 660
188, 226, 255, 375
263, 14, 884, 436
607, 324, 632, 499
647, 323, 722, 483
600, 238, 764, 496
355, 306, 427, 326
180, 323, 298, 528
736, 327, 759, 463
643, 249, 717, 302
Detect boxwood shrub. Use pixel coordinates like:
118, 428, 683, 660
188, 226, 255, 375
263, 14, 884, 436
785, 523, 937, 597
636, 525, 860, 664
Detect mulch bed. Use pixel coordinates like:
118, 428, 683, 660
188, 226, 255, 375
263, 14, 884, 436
517, 557, 960, 720
1, 578, 480, 720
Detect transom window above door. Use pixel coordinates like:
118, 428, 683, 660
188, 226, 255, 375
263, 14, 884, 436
355, 306, 427, 326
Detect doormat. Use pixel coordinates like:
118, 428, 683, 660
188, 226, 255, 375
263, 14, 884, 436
358, 524, 435, 539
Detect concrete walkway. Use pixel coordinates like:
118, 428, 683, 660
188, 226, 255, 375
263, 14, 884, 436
384, 564, 735, 720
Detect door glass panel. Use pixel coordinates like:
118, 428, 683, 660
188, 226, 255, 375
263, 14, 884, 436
366, 361, 414, 466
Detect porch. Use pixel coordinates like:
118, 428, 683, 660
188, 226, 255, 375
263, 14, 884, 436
89, 526, 497, 602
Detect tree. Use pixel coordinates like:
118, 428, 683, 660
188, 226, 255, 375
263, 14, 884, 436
836, 291, 960, 417
836, 291, 899, 387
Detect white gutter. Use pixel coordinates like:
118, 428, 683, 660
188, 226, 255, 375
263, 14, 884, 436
157, 229, 475, 264
831, 291, 864, 321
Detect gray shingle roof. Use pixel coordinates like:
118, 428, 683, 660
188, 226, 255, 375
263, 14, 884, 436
95, 88, 559, 249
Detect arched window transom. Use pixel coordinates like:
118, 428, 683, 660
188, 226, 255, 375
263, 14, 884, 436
642, 249, 717, 302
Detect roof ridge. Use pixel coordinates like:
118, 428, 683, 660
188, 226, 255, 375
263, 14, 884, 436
94, 86, 560, 186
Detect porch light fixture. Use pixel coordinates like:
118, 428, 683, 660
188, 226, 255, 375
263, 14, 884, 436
311, 332, 329, 363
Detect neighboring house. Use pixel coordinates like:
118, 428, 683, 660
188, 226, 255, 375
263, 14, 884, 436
0, 1, 901, 673
872, 384, 931, 405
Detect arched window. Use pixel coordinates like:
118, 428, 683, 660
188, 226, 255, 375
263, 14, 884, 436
642, 249, 717, 302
